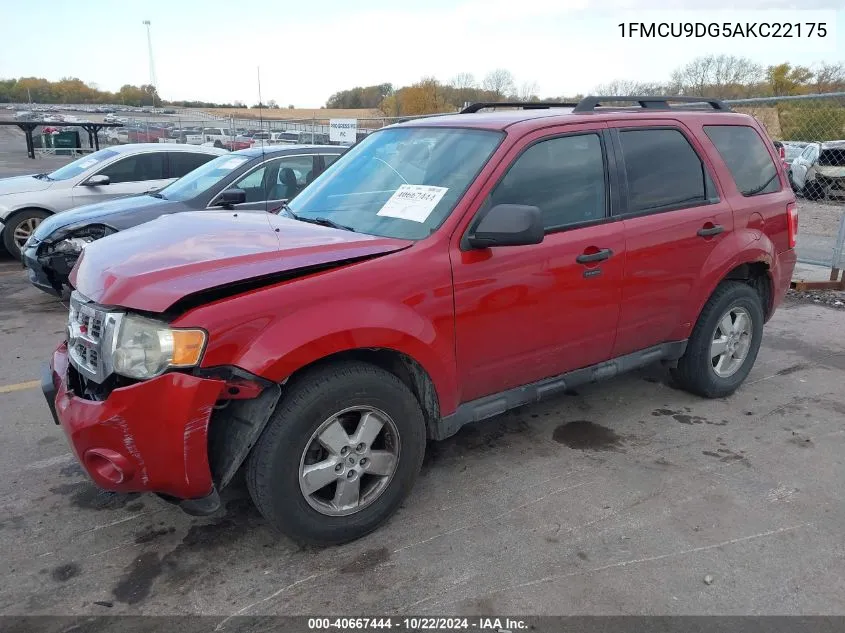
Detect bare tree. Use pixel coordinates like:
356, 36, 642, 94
670, 55, 762, 98
518, 81, 540, 101
811, 62, 845, 93
450, 72, 476, 107
592, 80, 667, 96
482, 69, 515, 100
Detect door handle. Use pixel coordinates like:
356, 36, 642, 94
697, 224, 724, 237
576, 248, 613, 264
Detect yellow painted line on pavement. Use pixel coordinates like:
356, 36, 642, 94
0, 379, 41, 394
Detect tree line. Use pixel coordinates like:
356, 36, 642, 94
326, 57, 845, 116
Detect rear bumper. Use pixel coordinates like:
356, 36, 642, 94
770, 248, 798, 318
45, 343, 225, 500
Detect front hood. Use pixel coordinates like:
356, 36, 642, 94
0, 175, 53, 197
72, 211, 412, 312
817, 166, 845, 179
33, 194, 175, 239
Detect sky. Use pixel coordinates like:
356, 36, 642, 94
1, 0, 843, 108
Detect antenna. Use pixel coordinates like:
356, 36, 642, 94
257, 66, 268, 213
142, 20, 158, 105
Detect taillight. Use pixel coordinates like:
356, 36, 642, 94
787, 202, 798, 249
778, 145, 785, 160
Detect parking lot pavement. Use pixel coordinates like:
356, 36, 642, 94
1, 258, 844, 616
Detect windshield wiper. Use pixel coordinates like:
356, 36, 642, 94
279, 204, 355, 232
33, 173, 53, 181
146, 191, 166, 199
744, 172, 780, 196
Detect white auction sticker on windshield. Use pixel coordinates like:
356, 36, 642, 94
377, 185, 448, 223
77, 159, 98, 169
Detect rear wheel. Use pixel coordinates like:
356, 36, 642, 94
246, 361, 426, 545
3, 209, 50, 259
670, 282, 764, 398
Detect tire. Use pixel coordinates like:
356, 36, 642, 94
246, 361, 426, 546
3, 209, 50, 260
670, 281, 764, 399
213, 140, 223, 149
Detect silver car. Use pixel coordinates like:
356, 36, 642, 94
0, 144, 227, 258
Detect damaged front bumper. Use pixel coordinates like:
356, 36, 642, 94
45, 343, 225, 505
22, 239, 74, 297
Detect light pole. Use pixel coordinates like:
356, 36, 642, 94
142, 20, 158, 107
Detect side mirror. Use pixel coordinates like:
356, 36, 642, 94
466, 204, 544, 249
219, 188, 246, 208
84, 174, 110, 186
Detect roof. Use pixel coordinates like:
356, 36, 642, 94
106, 143, 228, 155
392, 106, 754, 132
233, 144, 344, 157
820, 140, 845, 148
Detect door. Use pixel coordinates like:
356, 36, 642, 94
73, 152, 171, 206
608, 124, 734, 357
211, 154, 319, 212
452, 127, 625, 402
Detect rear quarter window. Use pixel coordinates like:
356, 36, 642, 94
704, 125, 780, 196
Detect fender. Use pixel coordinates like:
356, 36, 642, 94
191, 296, 459, 416
678, 228, 776, 336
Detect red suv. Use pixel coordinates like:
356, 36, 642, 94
43, 97, 798, 545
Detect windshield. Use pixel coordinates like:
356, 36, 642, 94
288, 127, 503, 239
47, 149, 119, 181
158, 154, 251, 202
785, 145, 805, 161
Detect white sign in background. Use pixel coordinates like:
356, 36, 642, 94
329, 118, 358, 144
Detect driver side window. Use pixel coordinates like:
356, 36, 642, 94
98, 152, 166, 184
225, 155, 317, 203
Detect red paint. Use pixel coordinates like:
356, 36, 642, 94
52, 107, 797, 500
49, 344, 222, 498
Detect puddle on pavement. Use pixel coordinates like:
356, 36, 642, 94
552, 420, 624, 451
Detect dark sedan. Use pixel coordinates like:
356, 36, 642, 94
23, 145, 344, 296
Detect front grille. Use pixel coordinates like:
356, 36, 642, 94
67, 291, 122, 384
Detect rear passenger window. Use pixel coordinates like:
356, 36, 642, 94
169, 152, 215, 178
490, 134, 607, 230
618, 129, 715, 213
704, 125, 780, 196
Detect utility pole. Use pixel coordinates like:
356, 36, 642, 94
142, 20, 158, 107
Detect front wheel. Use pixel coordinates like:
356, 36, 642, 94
3, 209, 50, 259
246, 361, 426, 545
670, 282, 764, 398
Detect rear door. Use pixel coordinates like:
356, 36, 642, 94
608, 122, 733, 357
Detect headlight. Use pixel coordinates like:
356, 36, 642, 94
52, 237, 93, 254
110, 314, 206, 380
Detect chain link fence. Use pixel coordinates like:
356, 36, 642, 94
9, 95, 845, 272
724, 93, 845, 272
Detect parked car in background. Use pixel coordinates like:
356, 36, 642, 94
202, 127, 236, 148
23, 145, 344, 296
0, 144, 226, 258
790, 141, 845, 199
42, 97, 797, 545
106, 128, 129, 145
127, 125, 171, 143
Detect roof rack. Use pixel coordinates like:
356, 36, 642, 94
573, 95, 730, 113
460, 101, 578, 114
